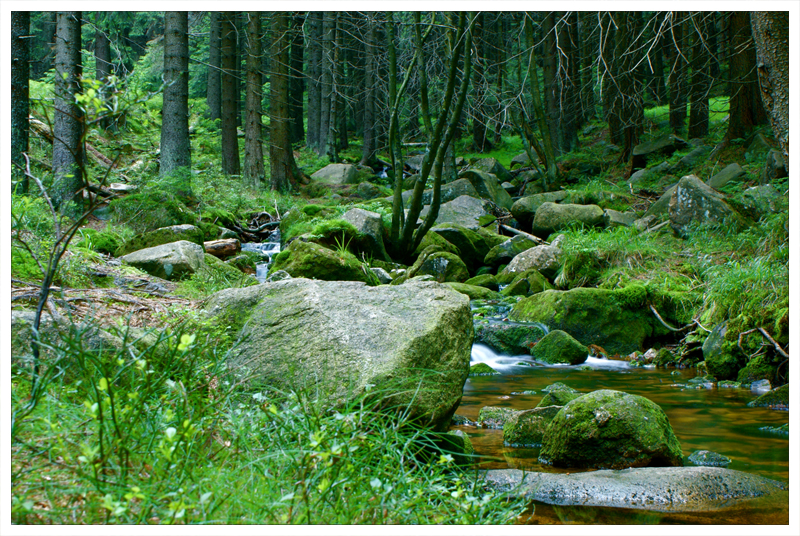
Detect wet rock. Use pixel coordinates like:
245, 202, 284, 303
481, 466, 786, 511
478, 406, 519, 428
474, 322, 547, 356
669, 175, 746, 236
446, 282, 502, 300
205, 278, 472, 432
532, 202, 604, 237
530, 330, 589, 365
747, 384, 789, 408
503, 406, 562, 447
688, 450, 731, 467
120, 240, 205, 281
539, 389, 684, 469
469, 362, 500, 376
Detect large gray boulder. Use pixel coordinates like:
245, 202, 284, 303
632, 134, 688, 170
311, 163, 373, 185
483, 234, 539, 267
707, 163, 745, 189
510, 191, 569, 227
469, 157, 513, 183
115, 224, 204, 257
501, 235, 564, 279
459, 169, 514, 209
482, 467, 786, 512
539, 389, 684, 469
339, 207, 390, 261
419, 195, 489, 230
401, 178, 480, 207
119, 240, 205, 280
669, 175, 746, 236
532, 202, 604, 237
431, 224, 506, 270
204, 278, 473, 431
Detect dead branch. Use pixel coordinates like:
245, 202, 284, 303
649, 304, 693, 332
738, 327, 789, 359
499, 224, 544, 244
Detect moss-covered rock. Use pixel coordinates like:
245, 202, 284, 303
530, 330, 589, 365
736, 355, 778, 385
115, 224, 205, 257
446, 283, 503, 300
484, 234, 539, 268
532, 202, 604, 237
537, 383, 582, 407
411, 230, 461, 260
431, 224, 506, 272
510, 286, 655, 355
503, 405, 562, 447
270, 240, 375, 284
702, 322, 744, 381
687, 450, 731, 467
478, 406, 519, 428
539, 389, 684, 470
469, 362, 500, 376
77, 228, 124, 256
474, 322, 546, 356
110, 190, 196, 234
747, 384, 789, 408
464, 274, 499, 290
500, 269, 553, 298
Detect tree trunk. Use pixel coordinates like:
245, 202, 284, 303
243, 12, 264, 188
12, 11, 30, 193
471, 13, 493, 153
688, 13, 710, 139
578, 12, 597, 121
289, 12, 305, 144
220, 12, 240, 176
668, 12, 689, 135
559, 12, 580, 152
600, 12, 623, 146
52, 12, 84, 212
160, 12, 191, 187
306, 12, 322, 151
360, 15, 377, 167
318, 12, 335, 158
750, 11, 789, 171
724, 12, 767, 142
207, 12, 221, 121
269, 12, 301, 192
94, 16, 112, 130
542, 12, 561, 155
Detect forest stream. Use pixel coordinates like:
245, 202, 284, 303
457, 342, 790, 524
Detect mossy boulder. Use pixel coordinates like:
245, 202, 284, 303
464, 274, 499, 290
411, 230, 461, 260
110, 190, 196, 233
339, 207, 390, 262
401, 178, 480, 206
747, 384, 789, 408
687, 450, 731, 467
419, 195, 490, 230
539, 389, 684, 469
311, 163, 374, 185
459, 168, 514, 209
501, 236, 563, 280
478, 406, 519, 428
669, 175, 748, 237
115, 224, 205, 257
396, 246, 469, 284
468, 157, 513, 184
446, 283, 503, 300
503, 405, 562, 447
483, 234, 539, 268
537, 383, 582, 407
532, 202, 605, 238
530, 330, 589, 365
77, 228, 124, 256
736, 354, 778, 385
270, 240, 374, 284
702, 322, 744, 381
469, 362, 500, 376
500, 269, 553, 297
204, 278, 473, 432
119, 240, 205, 281
510, 286, 656, 355
474, 322, 547, 356
431, 224, 506, 272
510, 191, 569, 227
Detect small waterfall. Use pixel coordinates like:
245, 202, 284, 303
242, 228, 281, 283
471, 343, 631, 371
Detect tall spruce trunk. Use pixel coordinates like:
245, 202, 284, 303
52, 11, 84, 212
220, 13, 240, 176
160, 12, 191, 185
306, 12, 322, 151
289, 13, 305, 143
360, 16, 377, 166
207, 12, 221, 121
94, 17, 112, 129
724, 12, 767, 142
688, 13, 710, 139
11, 11, 30, 193
269, 12, 301, 192
243, 12, 265, 187
668, 12, 689, 135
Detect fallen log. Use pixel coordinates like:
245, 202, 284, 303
29, 117, 117, 169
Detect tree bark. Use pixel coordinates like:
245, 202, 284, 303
751, 11, 789, 171
542, 12, 562, 154
12, 11, 30, 193
319, 11, 335, 158
160, 12, 191, 186
667, 12, 689, 135
52, 12, 84, 212
220, 12, 240, 176
94, 16, 112, 130
471, 13, 493, 152
688, 13, 710, 139
289, 12, 305, 144
269, 12, 301, 192
306, 12, 322, 151
206, 12, 221, 121
724, 12, 767, 142
243, 12, 265, 188
360, 14, 378, 167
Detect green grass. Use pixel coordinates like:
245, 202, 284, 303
11, 322, 528, 524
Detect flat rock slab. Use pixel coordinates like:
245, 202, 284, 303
482, 467, 786, 512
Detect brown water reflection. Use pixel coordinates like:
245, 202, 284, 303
456, 357, 790, 524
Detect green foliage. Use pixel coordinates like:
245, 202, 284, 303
76, 228, 125, 256
177, 255, 257, 300
110, 190, 196, 234
11, 322, 527, 524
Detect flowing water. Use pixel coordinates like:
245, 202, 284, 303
242, 229, 281, 283
457, 344, 790, 525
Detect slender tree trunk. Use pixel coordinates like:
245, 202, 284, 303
270, 12, 301, 192
52, 12, 84, 212
289, 12, 305, 143
12, 11, 30, 193
578, 12, 597, 121
600, 12, 623, 146
471, 13, 492, 152
207, 12, 221, 121
220, 12, 240, 175
668, 12, 689, 135
94, 17, 112, 130
724, 12, 767, 142
559, 12, 580, 151
319, 12, 335, 158
360, 15, 377, 167
306, 12, 322, 151
243, 12, 264, 187
750, 11, 789, 170
688, 13, 710, 139
542, 12, 561, 155
161, 12, 191, 188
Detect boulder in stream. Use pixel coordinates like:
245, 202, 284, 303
539, 389, 684, 470
503, 405, 562, 447
530, 330, 589, 365
203, 278, 473, 432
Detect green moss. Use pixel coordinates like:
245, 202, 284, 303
77, 228, 124, 256
110, 190, 197, 234
530, 330, 589, 365
270, 240, 374, 284
115, 225, 205, 257
469, 362, 500, 376
11, 247, 43, 282
747, 384, 789, 408
446, 283, 503, 300
477, 406, 518, 428
737, 355, 778, 385
537, 384, 581, 407
178, 254, 257, 299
